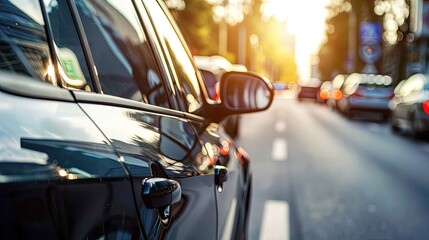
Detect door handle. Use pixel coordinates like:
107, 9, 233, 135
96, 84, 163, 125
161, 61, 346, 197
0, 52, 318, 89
141, 177, 182, 224
214, 165, 228, 192
141, 177, 181, 209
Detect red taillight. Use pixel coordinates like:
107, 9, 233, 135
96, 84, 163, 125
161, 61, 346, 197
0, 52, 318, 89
332, 89, 343, 100
353, 89, 364, 97
423, 100, 429, 115
319, 89, 330, 100
387, 89, 394, 99
214, 82, 220, 101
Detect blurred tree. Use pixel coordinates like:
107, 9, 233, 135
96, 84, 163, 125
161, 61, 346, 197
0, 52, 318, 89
165, 0, 299, 83
166, 0, 218, 56
318, 10, 349, 81
374, 0, 410, 84
259, 18, 298, 83
318, 0, 386, 81
246, 2, 299, 83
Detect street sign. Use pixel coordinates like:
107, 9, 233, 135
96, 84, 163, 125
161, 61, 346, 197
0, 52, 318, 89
360, 22, 382, 44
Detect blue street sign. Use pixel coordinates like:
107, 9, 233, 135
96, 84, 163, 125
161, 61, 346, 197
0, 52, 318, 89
360, 22, 382, 44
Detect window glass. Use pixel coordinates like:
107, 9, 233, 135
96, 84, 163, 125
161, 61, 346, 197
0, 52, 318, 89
0, 0, 57, 84
75, 0, 169, 108
45, 0, 93, 91
145, 0, 203, 113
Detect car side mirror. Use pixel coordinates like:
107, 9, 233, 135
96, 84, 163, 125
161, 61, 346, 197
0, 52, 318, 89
199, 69, 220, 101
219, 71, 274, 113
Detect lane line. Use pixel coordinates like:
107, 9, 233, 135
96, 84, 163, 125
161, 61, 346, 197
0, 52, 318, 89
275, 120, 287, 133
272, 138, 288, 161
260, 200, 290, 240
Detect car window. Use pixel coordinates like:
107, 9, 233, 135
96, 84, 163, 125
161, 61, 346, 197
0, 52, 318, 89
0, 0, 57, 85
45, 0, 93, 91
144, 0, 203, 113
74, 0, 169, 108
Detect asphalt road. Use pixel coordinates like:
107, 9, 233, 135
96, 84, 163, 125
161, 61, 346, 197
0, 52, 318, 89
237, 94, 429, 240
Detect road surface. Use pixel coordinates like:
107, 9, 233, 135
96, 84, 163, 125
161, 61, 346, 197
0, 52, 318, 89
238, 95, 429, 240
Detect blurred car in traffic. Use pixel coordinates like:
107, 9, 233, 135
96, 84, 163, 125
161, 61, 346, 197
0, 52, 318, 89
337, 73, 394, 121
297, 78, 322, 102
326, 74, 347, 110
194, 55, 247, 138
317, 81, 333, 104
0, 1, 274, 239
389, 73, 429, 138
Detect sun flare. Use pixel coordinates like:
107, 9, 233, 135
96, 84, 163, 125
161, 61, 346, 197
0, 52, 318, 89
261, 0, 331, 79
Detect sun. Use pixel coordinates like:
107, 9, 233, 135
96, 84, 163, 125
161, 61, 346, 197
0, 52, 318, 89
261, 0, 331, 78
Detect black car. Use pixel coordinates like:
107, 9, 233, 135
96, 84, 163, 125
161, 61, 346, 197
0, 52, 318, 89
0, 1, 273, 239
390, 73, 429, 138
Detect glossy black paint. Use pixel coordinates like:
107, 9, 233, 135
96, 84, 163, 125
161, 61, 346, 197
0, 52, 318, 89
0, 0, 273, 239
0, 88, 142, 239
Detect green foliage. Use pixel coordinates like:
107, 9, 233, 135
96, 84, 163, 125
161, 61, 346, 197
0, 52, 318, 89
168, 0, 217, 55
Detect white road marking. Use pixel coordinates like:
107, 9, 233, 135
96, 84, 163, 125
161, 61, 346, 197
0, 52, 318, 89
260, 200, 290, 240
272, 138, 287, 161
275, 120, 287, 133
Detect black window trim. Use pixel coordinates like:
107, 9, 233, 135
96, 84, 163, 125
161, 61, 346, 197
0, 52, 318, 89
67, 0, 102, 93
39, 0, 102, 92
0, 71, 74, 102
73, 90, 186, 119
38, 0, 62, 86
134, 0, 181, 110
141, 0, 204, 113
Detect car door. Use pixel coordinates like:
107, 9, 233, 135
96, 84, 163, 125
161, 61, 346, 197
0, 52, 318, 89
0, 78, 143, 240
52, 0, 219, 238
76, 97, 218, 239
141, 1, 252, 239
0, 2, 142, 238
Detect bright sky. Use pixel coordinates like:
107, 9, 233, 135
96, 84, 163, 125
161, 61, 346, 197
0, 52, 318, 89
261, 0, 331, 79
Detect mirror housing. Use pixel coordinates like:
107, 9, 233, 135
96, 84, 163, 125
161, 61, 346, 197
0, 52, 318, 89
200, 70, 274, 123
219, 71, 274, 113
141, 177, 181, 209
